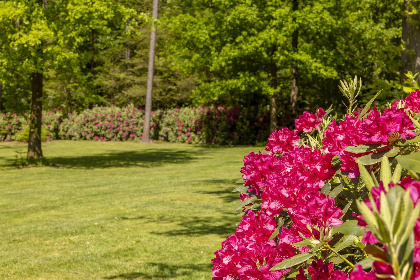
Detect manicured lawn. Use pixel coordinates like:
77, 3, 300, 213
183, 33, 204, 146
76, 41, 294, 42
0, 141, 260, 280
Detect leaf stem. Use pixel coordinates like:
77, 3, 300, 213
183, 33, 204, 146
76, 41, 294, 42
325, 244, 354, 268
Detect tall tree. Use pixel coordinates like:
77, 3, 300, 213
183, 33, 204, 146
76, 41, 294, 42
142, 0, 159, 143
0, 0, 131, 158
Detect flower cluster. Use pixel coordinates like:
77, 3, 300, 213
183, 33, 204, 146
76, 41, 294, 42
57, 106, 150, 141
213, 108, 344, 278
0, 105, 270, 145
213, 90, 420, 279
295, 108, 326, 133
212, 211, 295, 280
323, 101, 417, 178
0, 112, 25, 141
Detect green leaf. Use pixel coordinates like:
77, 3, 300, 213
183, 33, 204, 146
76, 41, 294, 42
269, 227, 281, 240
328, 184, 343, 198
358, 147, 400, 165
334, 220, 365, 236
328, 256, 344, 265
371, 170, 379, 187
341, 200, 353, 217
358, 161, 376, 191
390, 196, 403, 237
409, 115, 420, 130
270, 252, 314, 271
355, 257, 374, 269
379, 192, 392, 229
406, 135, 420, 144
375, 213, 391, 243
395, 189, 412, 243
387, 187, 405, 236
233, 185, 248, 193
391, 164, 403, 184
356, 200, 381, 239
309, 243, 324, 253
403, 86, 414, 94
398, 202, 420, 246
320, 183, 331, 194
333, 235, 355, 252
344, 144, 383, 153
398, 233, 414, 279
269, 218, 284, 240
235, 196, 257, 211
359, 90, 382, 119
397, 152, 420, 174
292, 239, 313, 247
364, 245, 388, 263
380, 156, 392, 191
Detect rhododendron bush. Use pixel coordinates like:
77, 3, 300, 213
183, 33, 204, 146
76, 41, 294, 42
0, 105, 270, 145
212, 80, 420, 280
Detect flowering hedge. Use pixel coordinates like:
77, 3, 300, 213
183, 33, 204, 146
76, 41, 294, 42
212, 86, 420, 279
0, 105, 270, 145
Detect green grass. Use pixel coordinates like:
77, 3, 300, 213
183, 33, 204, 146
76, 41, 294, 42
0, 141, 261, 280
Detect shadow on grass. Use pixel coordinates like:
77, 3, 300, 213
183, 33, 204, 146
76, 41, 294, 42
2, 148, 205, 169
104, 263, 211, 279
148, 215, 238, 237
120, 214, 238, 237
196, 180, 239, 203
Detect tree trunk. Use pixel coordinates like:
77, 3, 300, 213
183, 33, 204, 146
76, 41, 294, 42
27, 72, 43, 160
290, 0, 299, 113
270, 59, 278, 133
142, 0, 159, 143
402, 0, 420, 84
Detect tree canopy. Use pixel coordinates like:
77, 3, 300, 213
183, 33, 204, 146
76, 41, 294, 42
0, 0, 417, 117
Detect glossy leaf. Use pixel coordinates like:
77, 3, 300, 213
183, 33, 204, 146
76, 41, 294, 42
270, 252, 313, 271
334, 220, 365, 236
358, 160, 376, 190
397, 152, 420, 174
380, 156, 391, 191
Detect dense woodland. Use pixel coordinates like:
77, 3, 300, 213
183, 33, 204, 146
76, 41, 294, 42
1, 0, 420, 156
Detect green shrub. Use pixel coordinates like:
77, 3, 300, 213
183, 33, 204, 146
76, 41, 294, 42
16, 125, 50, 142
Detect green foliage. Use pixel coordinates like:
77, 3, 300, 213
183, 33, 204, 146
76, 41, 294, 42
339, 76, 362, 114
163, 0, 404, 114
15, 125, 49, 142
0, 0, 411, 117
357, 186, 419, 279
403, 71, 420, 95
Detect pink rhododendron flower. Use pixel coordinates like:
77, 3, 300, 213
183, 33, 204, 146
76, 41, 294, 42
212, 212, 294, 280
291, 193, 343, 236
295, 108, 326, 133
323, 105, 417, 177
265, 127, 300, 156
241, 151, 282, 196
297, 259, 349, 280
372, 261, 393, 279
392, 89, 420, 113
349, 265, 378, 280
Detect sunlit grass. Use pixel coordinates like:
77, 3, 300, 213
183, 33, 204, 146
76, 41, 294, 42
0, 141, 260, 280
